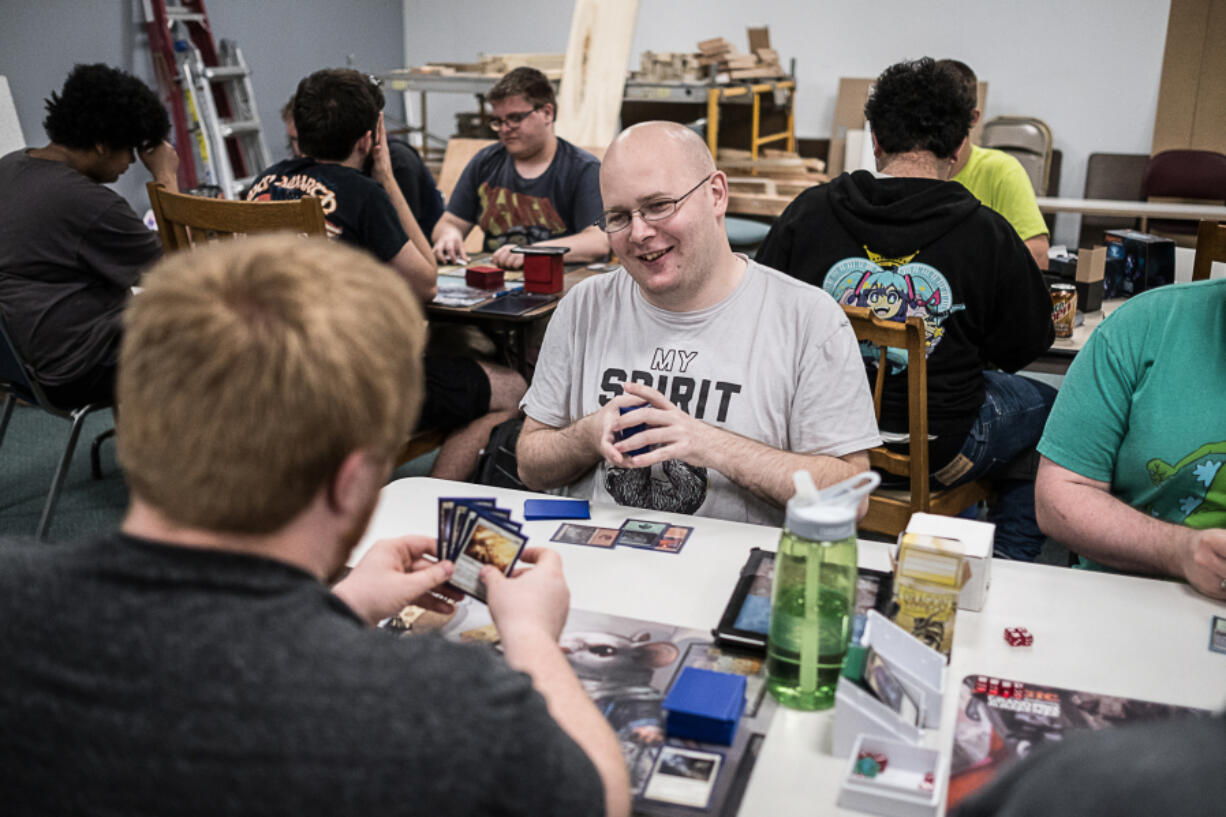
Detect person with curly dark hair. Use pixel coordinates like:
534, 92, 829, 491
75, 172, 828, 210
0, 63, 178, 407
757, 57, 1056, 561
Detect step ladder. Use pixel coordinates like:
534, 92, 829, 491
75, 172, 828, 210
143, 0, 271, 199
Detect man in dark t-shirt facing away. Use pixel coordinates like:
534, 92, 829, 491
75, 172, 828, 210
249, 68, 526, 481
281, 91, 445, 236
0, 235, 630, 817
431, 67, 608, 270
0, 63, 178, 407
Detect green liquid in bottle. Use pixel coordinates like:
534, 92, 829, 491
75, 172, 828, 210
765, 532, 856, 710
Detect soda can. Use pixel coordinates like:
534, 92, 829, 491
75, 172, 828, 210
1050, 283, 1077, 338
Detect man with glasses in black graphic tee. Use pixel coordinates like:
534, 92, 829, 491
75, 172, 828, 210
517, 121, 880, 526
431, 67, 608, 270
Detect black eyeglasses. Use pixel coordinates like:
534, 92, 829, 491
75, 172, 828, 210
487, 106, 543, 132
595, 173, 714, 233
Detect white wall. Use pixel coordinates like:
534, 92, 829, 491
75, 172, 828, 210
402, 0, 1172, 246
1, 0, 405, 208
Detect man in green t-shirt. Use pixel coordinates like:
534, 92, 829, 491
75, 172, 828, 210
1035, 278, 1226, 600
937, 60, 1050, 270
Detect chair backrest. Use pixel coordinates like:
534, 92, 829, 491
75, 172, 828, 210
1083, 152, 1148, 201
146, 182, 327, 253
841, 305, 930, 508
1140, 150, 1226, 202
437, 138, 496, 202
980, 116, 1053, 195
1078, 152, 1148, 248
1193, 220, 1226, 282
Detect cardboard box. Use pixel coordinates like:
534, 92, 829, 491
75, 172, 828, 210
1075, 245, 1105, 312
900, 513, 993, 612
1103, 229, 1175, 298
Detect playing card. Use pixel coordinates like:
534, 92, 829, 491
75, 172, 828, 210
550, 523, 618, 548
448, 509, 528, 601
652, 525, 692, 554
615, 519, 670, 548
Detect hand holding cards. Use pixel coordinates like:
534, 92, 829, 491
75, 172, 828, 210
437, 497, 528, 602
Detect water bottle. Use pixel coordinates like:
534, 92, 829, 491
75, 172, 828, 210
766, 470, 881, 710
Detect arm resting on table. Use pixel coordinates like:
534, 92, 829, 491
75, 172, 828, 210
1035, 456, 1226, 600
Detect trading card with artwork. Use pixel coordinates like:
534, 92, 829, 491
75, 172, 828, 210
642, 746, 723, 809
653, 526, 692, 554
615, 519, 669, 548
448, 511, 528, 601
550, 523, 618, 548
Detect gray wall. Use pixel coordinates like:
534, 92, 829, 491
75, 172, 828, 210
400, 0, 1172, 248
0, 0, 404, 209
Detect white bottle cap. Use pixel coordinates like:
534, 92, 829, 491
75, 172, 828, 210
785, 471, 881, 541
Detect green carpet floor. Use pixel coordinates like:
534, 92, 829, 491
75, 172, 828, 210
0, 403, 437, 543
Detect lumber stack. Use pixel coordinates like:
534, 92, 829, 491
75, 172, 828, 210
696, 28, 786, 81
411, 53, 565, 79
632, 51, 705, 82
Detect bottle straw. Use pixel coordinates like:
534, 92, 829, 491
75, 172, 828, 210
789, 470, 880, 697
800, 537, 820, 694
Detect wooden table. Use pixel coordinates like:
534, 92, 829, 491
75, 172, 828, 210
354, 477, 1226, 816
1025, 298, 1123, 375
377, 69, 796, 162
426, 264, 601, 375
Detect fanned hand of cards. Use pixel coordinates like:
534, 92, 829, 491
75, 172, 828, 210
437, 497, 528, 602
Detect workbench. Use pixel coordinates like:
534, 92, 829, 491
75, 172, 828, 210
375, 70, 796, 159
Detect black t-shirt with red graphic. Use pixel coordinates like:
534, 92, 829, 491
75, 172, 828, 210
246, 159, 406, 263
446, 138, 602, 253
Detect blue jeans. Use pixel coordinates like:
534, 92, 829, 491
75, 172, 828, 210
937, 371, 1057, 561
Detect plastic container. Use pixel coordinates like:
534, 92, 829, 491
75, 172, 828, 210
766, 470, 880, 710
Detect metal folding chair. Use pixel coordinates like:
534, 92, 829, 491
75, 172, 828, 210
0, 315, 112, 540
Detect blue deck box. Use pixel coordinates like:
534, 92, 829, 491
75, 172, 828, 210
662, 667, 747, 745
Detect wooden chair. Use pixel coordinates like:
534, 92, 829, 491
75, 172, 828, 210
146, 182, 326, 252
1192, 220, 1226, 281
842, 306, 989, 537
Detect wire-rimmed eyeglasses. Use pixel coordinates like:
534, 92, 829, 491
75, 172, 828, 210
595, 173, 715, 233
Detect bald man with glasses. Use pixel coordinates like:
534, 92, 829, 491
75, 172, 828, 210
517, 121, 880, 526
431, 67, 608, 271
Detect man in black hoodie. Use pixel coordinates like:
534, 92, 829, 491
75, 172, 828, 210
756, 58, 1055, 560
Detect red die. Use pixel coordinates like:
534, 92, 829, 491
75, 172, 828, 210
920, 771, 936, 791
974, 676, 988, 694
1004, 626, 1033, 647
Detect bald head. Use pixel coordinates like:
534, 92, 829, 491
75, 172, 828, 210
602, 121, 715, 185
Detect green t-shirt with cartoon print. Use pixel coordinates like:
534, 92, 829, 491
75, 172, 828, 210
1038, 278, 1226, 569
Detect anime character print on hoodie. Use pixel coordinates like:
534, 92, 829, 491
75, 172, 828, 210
757, 170, 1056, 559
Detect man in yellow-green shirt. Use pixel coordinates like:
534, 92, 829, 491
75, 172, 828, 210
939, 60, 1050, 270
